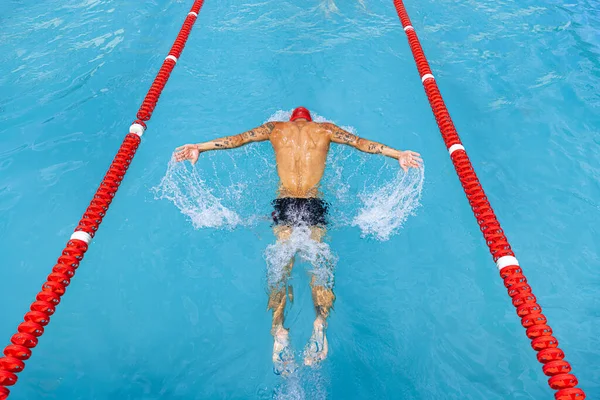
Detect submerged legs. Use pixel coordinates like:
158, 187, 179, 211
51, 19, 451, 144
268, 226, 295, 375
304, 226, 335, 366
267, 225, 336, 373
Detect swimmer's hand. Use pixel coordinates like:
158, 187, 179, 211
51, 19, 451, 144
174, 144, 202, 164
397, 150, 422, 172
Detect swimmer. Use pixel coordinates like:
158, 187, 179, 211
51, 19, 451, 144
174, 107, 422, 373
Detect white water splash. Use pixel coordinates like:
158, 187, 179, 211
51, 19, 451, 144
273, 366, 328, 400
352, 166, 424, 241
274, 377, 306, 400
152, 157, 244, 229
264, 226, 337, 289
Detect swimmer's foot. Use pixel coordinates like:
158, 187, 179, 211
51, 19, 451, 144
287, 285, 294, 303
304, 316, 328, 366
272, 326, 296, 376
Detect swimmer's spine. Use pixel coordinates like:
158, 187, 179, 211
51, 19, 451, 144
0, 1, 205, 398
392, 1, 585, 399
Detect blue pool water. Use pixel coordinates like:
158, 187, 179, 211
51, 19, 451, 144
1, 0, 599, 398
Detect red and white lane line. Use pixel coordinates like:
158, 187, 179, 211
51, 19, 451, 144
392, 1, 585, 399
0, 1, 206, 398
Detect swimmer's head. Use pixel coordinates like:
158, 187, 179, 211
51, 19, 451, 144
290, 107, 312, 122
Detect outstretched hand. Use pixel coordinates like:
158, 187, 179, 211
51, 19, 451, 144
398, 150, 422, 172
174, 144, 201, 164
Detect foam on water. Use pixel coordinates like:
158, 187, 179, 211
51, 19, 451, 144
264, 226, 337, 289
272, 367, 328, 400
352, 166, 424, 241
152, 157, 244, 229
153, 109, 424, 241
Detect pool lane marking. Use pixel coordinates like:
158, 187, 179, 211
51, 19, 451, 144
0, 1, 207, 398
420, 73, 434, 83
391, 0, 585, 398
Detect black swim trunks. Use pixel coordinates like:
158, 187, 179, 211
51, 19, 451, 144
272, 198, 329, 227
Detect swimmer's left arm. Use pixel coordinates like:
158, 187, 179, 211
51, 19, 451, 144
326, 123, 422, 172
174, 123, 275, 164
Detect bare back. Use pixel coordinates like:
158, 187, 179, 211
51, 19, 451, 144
269, 121, 332, 198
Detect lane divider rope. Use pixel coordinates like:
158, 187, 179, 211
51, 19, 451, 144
0, 1, 205, 398
391, 1, 585, 399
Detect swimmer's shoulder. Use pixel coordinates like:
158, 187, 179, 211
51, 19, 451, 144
267, 121, 284, 133
274, 121, 332, 135
315, 122, 337, 136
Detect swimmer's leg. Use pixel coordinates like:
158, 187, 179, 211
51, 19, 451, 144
268, 225, 296, 375
304, 226, 336, 366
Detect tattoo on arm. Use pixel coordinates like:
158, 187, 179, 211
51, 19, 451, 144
243, 122, 275, 141
367, 143, 381, 154
328, 123, 394, 157
213, 138, 232, 148
362, 142, 386, 155
207, 122, 275, 150
249, 122, 275, 138
332, 127, 359, 144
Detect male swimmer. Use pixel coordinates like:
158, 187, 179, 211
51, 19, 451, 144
174, 107, 422, 374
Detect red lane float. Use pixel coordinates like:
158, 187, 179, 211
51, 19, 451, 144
391, 1, 585, 399
0, 1, 205, 398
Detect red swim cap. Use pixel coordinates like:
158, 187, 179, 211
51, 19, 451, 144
290, 107, 312, 122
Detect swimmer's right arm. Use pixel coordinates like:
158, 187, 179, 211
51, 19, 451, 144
174, 122, 276, 164
325, 123, 422, 172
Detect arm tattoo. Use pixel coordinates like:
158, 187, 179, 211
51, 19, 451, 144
327, 123, 390, 156
243, 122, 275, 140
210, 123, 275, 150
370, 143, 387, 154
333, 127, 359, 144
367, 143, 384, 154
249, 122, 275, 138
213, 138, 233, 148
